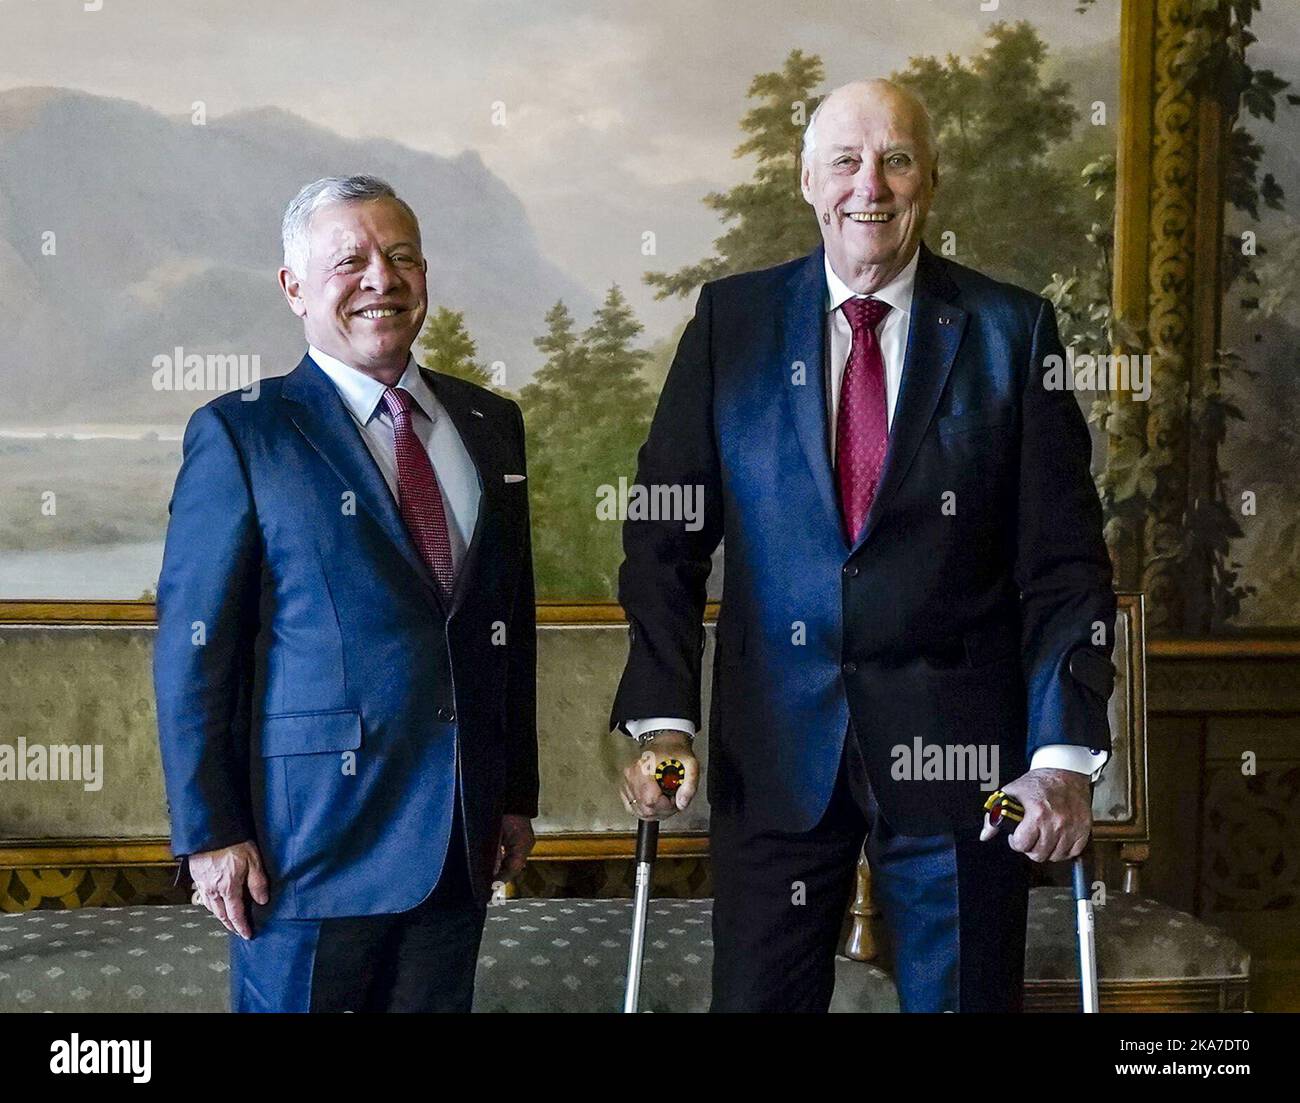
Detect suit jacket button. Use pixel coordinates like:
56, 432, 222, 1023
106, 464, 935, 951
842, 661, 858, 675
843, 565, 859, 578
437, 707, 455, 722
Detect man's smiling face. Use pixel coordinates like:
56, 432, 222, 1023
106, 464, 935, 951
279, 197, 428, 378
800, 81, 938, 294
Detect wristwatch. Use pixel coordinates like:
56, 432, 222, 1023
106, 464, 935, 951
634, 727, 694, 749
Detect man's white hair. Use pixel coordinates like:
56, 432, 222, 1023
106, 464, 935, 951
280, 175, 419, 274
801, 82, 937, 166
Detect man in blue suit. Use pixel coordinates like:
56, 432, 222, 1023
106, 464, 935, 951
612, 81, 1116, 1012
154, 175, 538, 1012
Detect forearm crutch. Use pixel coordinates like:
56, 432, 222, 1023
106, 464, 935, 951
623, 758, 685, 1014
984, 790, 1100, 1013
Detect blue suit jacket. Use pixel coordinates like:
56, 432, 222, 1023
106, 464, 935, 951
154, 354, 537, 919
611, 244, 1116, 834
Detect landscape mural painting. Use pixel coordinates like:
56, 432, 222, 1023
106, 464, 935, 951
1217, 0, 1300, 627
1, 0, 1295, 629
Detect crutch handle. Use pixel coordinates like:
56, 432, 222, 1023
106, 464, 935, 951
632, 758, 685, 861
654, 757, 685, 797
983, 789, 1026, 828
1072, 854, 1089, 900
634, 818, 660, 864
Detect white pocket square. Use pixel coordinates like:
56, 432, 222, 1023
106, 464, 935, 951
504, 473, 526, 483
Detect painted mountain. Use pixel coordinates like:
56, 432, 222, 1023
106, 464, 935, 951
0, 86, 594, 424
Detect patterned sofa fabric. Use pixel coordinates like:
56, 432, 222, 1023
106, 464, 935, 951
0, 611, 1141, 847
0, 890, 1247, 1013
0, 900, 897, 1013
0, 906, 226, 1013
1025, 889, 1250, 982
0, 622, 716, 845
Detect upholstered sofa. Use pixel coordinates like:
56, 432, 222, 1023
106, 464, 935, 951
0, 597, 1252, 1012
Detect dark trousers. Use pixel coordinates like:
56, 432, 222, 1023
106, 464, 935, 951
710, 733, 1029, 1012
230, 798, 486, 1013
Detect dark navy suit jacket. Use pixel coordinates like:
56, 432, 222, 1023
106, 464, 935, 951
154, 354, 537, 919
611, 244, 1116, 835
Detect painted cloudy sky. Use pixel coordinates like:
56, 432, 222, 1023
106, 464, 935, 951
4, 0, 1121, 336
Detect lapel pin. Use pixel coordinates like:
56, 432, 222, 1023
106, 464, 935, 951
471, 408, 484, 418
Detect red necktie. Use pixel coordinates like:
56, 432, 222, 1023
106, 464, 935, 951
381, 386, 456, 594
836, 297, 891, 543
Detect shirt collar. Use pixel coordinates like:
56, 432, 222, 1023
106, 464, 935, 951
824, 245, 920, 318
307, 346, 438, 426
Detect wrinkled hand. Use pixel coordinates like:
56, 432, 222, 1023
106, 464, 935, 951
494, 814, 535, 883
980, 768, 1092, 862
620, 731, 699, 821
188, 840, 269, 940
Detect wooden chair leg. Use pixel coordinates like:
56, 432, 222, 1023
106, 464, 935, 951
1119, 842, 1149, 894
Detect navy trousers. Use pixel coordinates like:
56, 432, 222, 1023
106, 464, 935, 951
710, 733, 1029, 1012
230, 798, 487, 1013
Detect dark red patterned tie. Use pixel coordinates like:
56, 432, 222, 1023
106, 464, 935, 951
836, 296, 891, 543
381, 386, 456, 593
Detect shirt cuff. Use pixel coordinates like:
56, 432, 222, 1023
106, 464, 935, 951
1031, 744, 1108, 781
623, 717, 697, 740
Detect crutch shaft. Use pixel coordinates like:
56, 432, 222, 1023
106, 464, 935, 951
623, 820, 659, 1013
1073, 855, 1099, 1013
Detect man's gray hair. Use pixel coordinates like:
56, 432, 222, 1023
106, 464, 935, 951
280, 175, 419, 274
801, 85, 937, 166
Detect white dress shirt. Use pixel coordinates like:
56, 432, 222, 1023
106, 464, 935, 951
308, 346, 481, 572
825, 247, 918, 446
625, 252, 1108, 782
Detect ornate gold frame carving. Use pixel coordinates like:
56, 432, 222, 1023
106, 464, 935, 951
1140, 0, 1200, 632
1112, 0, 1236, 634
0, 599, 721, 626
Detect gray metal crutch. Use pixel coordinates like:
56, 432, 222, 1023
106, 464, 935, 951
985, 790, 1100, 1013
623, 758, 685, 1013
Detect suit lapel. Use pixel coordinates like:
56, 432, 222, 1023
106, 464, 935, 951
852, 243, 967, 553
417, 367, 501, 619
778, 245, 842, 532
281, 354, 448, 618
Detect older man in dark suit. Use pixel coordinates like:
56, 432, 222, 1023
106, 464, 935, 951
612, 80, 1116, 1012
